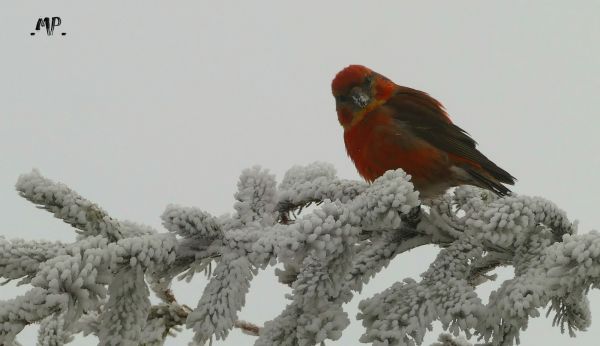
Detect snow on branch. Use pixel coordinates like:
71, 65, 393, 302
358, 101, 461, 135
0, 163, 597, 346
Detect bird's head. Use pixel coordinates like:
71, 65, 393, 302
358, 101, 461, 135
331, 65, 396, 128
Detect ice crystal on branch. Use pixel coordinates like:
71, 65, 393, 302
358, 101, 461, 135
0, 163, 598, 346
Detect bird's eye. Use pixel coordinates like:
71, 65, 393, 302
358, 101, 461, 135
337, 95, 350, 102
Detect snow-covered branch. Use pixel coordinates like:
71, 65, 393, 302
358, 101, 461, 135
0, 163, 597, 346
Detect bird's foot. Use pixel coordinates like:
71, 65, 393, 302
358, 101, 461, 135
401, 205, 422, 228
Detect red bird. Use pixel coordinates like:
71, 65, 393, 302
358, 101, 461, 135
332, 65, 515, 199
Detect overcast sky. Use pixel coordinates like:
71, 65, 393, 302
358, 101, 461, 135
1, 1, 599, 345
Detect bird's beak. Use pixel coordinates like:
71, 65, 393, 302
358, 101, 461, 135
350, 87, 370, 108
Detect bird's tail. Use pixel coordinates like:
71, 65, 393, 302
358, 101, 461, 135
463, 166, 513, 196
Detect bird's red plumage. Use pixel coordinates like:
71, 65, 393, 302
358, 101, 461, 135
343, 107, 451, 194
333, 64, 516, 198
331, 65, 372, 95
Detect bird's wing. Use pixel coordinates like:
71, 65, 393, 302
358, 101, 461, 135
385, 87, 516, 185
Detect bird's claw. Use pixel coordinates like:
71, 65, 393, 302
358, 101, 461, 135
401, 205, 422, 227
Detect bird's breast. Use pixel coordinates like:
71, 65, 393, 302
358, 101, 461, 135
344, 110, 450, 184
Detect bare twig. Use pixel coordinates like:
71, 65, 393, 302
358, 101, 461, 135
234, 320, 262, 336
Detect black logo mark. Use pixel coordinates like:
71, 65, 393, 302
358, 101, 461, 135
31, 17, 66, 36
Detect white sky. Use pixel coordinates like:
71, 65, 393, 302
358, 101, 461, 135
1, 1, 599, 345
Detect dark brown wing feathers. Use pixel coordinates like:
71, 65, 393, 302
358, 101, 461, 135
386, 88, 516, 192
